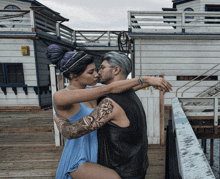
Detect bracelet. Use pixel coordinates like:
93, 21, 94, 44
138, 78, 143, 86
139, 75, 145, 85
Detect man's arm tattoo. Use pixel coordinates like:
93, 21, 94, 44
54, 98, 114, 139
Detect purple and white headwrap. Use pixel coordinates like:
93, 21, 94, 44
46, 44, 64, 64
60, 51, 88, 74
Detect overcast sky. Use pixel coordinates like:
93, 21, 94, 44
37, 0, 173, 30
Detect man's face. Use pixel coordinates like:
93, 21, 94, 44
98, 60, 115, 84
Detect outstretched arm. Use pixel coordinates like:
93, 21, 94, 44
133, 76, 172, 94
54, 76, 172, 107
54, 98, 115, 139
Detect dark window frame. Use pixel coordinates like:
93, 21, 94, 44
184, 7, 194, 23
0, 63, 26, 87
205, 4, 220, 24
177, 76, 218, 81
4, 4, 20, 10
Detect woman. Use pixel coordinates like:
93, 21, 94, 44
52, 50, 172, 179
53, 51, 137, 179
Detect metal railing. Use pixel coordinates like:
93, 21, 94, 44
0, 10, 128, 47
176, 63, 220, 97
128, 11, 220, 33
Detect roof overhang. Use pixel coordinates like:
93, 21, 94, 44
172, 0, 195, 8
30, 6, 69, 22
17, 0, 69, 22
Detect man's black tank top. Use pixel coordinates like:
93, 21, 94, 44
97, 89, 149, 178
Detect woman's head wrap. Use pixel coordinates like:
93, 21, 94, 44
59, 51, 93, 80
60, 51, 88, 73
46, 44, 64, 65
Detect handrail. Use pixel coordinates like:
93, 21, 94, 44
175, 63, 220, 97
127, 11, 220, 33
172, 97, 216, 179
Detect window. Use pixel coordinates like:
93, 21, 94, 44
4, 5, 20, 10
0, 63, 25, 86
3, 5, 22, 28
184, 7, 194, 23
205, 4, 220, 24
177, 76, 218, 81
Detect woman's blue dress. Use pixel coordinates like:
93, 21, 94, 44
55, 88, 98, 179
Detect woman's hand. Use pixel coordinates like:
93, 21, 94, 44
145, 76, 172, 94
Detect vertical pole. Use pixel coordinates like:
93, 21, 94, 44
160, 86, 165, 145
214, 97, 218, 134
56, 23, 60, 39
139, 38, 142, 76
58, 74, 64, 90
210, 139, 214, 166
108, 31, 110, 46
57, 73, 65, 146
219, 139, 220, 179
73, 31, 76, 45
30, 10, 35, 32
49, 64, 61, 146
204, 139, 207, 154
129, 49, 134, 78
128, 11, 132, 32
182, 12, 185, 32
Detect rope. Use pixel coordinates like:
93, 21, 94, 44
0, 11, 29, 20
118, 31, 128, 52
78, 31, 107, 42
117, 31, 133, 56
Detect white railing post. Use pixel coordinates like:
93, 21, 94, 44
30, 10, 35, 32
182, 12, 185, 32
73, 30, 76, 45
56, 23, 60, 39
49, 64, 61, 146
108, 31, 110, 46
127, 11, 132, 32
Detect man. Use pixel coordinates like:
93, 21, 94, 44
54, 51, 172, 179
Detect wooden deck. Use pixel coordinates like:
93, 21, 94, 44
0, 109, 166, 178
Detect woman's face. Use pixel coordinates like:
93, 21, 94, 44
76, 63, 98, 86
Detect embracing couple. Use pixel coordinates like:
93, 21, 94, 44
49, 48, 172, 179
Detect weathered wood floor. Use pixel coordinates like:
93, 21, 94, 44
0, 109, 166, 179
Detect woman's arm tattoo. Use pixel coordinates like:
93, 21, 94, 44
54, 98, 114, 139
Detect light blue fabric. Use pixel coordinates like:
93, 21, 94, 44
55, 87, 98, 179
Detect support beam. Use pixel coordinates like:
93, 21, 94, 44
49, 64, 61, 146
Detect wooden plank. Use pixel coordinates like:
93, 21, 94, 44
145, 173, 165, 179
0, 169, 56, 177
0, 161, 59, 170
0, 132, 55, 147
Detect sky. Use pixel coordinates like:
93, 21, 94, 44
37, 0, 173, 30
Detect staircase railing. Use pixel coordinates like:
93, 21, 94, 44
176, 63, 220, 97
